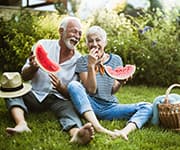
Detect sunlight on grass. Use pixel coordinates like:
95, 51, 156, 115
0, 85, 180, 150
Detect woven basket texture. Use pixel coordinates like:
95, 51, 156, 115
158, 84, 180, 130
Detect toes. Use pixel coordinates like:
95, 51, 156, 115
83, 123, 95, 137
70, 123, 94, 145
114, 129, 128, 141
6, 128, 16, 135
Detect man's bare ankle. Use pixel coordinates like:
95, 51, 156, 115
17, 121, 28, 126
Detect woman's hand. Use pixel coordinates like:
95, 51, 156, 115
88, 48, 99, 67
117, 75, 133, 85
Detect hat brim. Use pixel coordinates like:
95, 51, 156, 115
0, 83, 32, 98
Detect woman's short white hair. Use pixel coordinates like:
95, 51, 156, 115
59, 16, 82, 30
86, 26, 107, 43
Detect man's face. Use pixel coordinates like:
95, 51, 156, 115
87, 33, 106, 59
62, 20, 82, 50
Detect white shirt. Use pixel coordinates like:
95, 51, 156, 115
22, 39, 81, 102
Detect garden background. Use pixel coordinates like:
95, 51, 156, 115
0, 1, 180, 149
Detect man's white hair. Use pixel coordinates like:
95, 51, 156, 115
59, 16, 82, 30
86, 26, 107, 43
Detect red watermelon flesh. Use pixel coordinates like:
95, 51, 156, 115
105, 65, 136, 80
34, 44, 60, 73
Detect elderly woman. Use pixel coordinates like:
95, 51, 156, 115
68, 25, 152, 140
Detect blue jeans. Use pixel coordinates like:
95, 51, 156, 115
68, 81, 153, 128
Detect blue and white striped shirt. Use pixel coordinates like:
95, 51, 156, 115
76, 53, 123, 103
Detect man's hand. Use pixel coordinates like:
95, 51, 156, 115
49, 73, 70, 98
21, 52, 39, 81
49, 73, 62, 90
29, 52, 39, 70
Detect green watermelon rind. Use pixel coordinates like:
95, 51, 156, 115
105, 65, 136, 80
34, 44, 60, 73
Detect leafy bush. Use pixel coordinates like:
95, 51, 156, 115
0, 10, 59, 72
0, 11, 35, 71
79, 9, 180, 86
0, 9, 179, 86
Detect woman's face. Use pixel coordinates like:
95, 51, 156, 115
86, 33, 106, 59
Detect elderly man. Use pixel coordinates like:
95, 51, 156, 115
5, 16, 94, 145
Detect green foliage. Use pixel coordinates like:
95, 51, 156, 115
0, 10, 59, 72
81, 9, 180, 86
0, 11, 35, 71
33, 13, 60, 40
0, 8, 179, 86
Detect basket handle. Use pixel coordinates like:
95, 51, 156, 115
164, 83, 180, 104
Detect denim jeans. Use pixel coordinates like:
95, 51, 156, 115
68, 81, 153, 128
5, 92, 82, 131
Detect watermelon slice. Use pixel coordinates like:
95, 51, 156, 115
105, 65, 136, 80
34, 44, 60, 73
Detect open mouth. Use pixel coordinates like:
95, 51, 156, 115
70, 38, 78, 45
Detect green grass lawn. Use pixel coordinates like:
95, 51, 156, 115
0, 85, 180, 150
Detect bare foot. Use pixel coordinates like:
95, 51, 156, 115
114, 129, 128, 141
101, 129, 118, 139
70, 123, 94, 145
94, 126, 118, 139
6, 124, 31, 135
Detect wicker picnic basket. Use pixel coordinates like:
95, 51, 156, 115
158, 84, 180, 130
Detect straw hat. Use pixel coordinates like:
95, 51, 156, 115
0, 72, 32, 98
